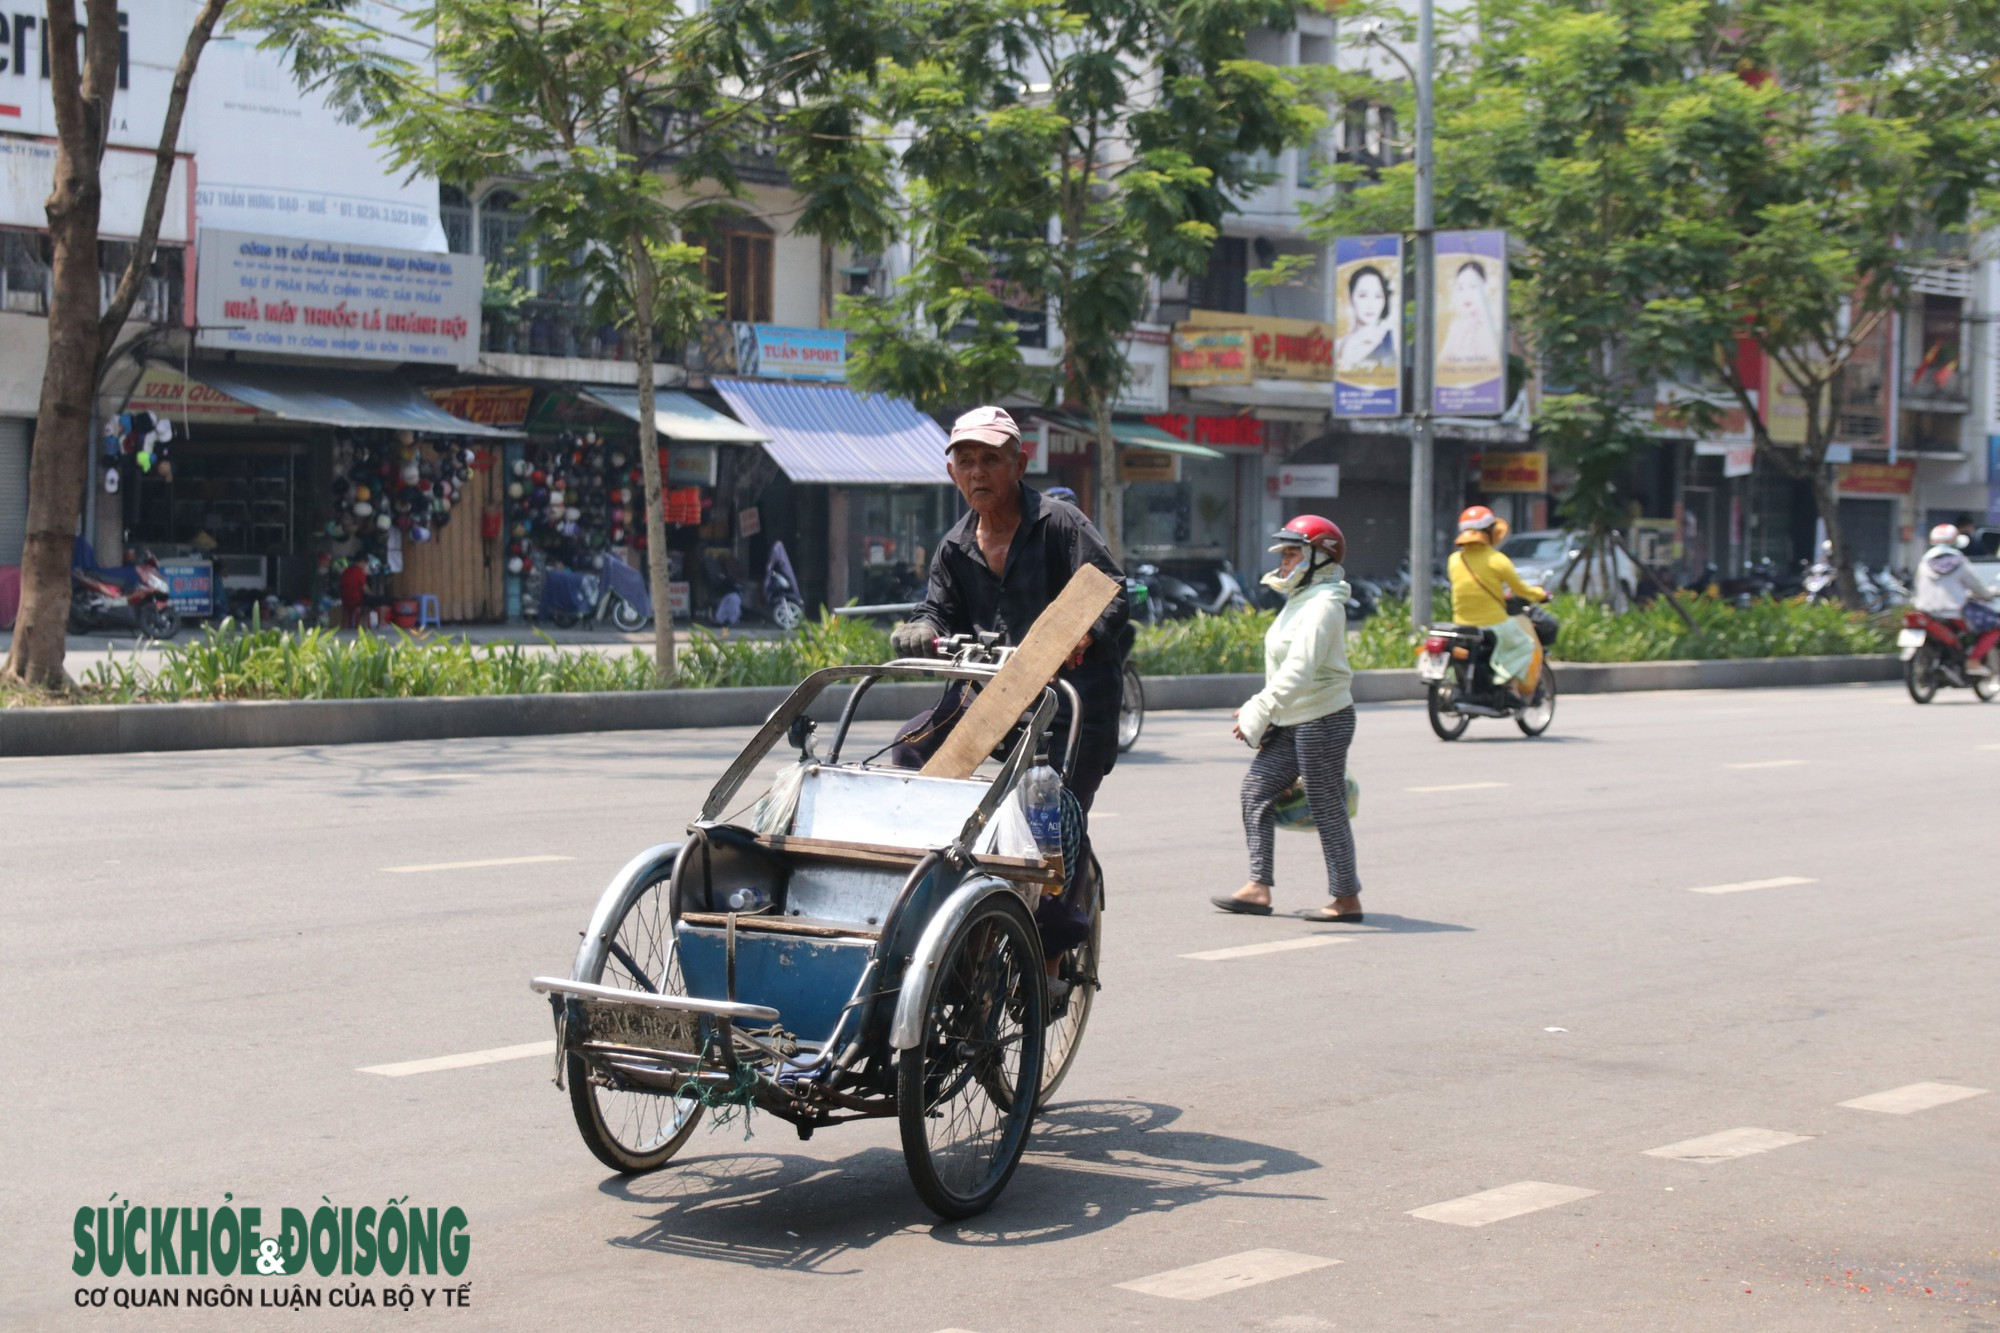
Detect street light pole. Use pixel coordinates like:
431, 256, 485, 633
1408, 0, 1436, 636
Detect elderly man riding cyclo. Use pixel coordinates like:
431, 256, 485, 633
886, 405, 1129, 1003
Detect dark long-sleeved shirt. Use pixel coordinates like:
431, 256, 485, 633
914, 483, 1128, 764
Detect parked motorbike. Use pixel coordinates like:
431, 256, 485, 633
69, 551, 179, 639
548, 552, 652, 631
1417, 620, 1558, 740
763, 539, 806, 631
1134, 560, 1250, 621
1900, 608, 2000, 703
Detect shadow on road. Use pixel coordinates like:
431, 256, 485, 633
600, 1099, 1318, 1269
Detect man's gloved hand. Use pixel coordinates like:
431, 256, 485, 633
890, 621, 938, 659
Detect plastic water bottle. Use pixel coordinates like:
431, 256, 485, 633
724, 885, 771, 913
1021, 763, 1064, 860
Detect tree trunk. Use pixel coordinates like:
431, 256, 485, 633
629, 238, 675, 682
1808, 467, 1859, 609
1087, 388, 1122, 562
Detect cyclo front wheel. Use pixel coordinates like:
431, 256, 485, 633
568, 860, 704, 1173
898, 891, 1045, 1219
1038, 867, 1103, 1109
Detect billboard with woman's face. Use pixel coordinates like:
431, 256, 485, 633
1434, 230, 1508, 416
1333, 234, 1403, 417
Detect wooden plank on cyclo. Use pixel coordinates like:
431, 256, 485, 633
920, 564, 1120, 780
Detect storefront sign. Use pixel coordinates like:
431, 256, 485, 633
1169, 328, 1252, 386
1120, 449, 1181, 483
739, 506, 762, 538
124, 368, 259, 422
195, 228, 483, 368
1836, 461, 1916, 495
667, 581, 692, 615
427, 385, 534, 427
1723, 444, 1754, 478
1184, 310, 1335, 382
1113, 335, 1171, 412
1333, 234, 1403, 417
666, 444, 718, 487
1142, 414, 1266, 449
1478, 450, 1547, 493
157, 559, 214, 617
0, 139, 191, 243
734, 324, 848, 381
1273, 463, 1341, 498
1763, 365, 1811, 444
1433, 230, 1507, 415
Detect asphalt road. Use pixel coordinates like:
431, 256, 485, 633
4, 682, 1997, 1331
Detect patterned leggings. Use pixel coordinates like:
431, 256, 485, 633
1241, 708, 1361, 896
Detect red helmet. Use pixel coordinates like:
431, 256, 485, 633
1270, 514, 1346, 565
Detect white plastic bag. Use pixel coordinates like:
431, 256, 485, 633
749, 761, 811, 835
975, 788, 1040, 860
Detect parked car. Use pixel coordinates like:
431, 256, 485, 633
1499, 530, 1641, 598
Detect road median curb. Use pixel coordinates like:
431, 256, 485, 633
0, 654, 1899, 758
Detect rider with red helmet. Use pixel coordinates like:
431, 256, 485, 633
1214, 515, 1365, 923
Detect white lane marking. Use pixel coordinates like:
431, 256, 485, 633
376, 773, 479, 783
1405, 781, 1510, 793
1725, 759, 1809, 770
1642, 1127, 1812, 1162
1408, 1181, 1599, 1228
1181, 937, 1351, 962
382, 855, 574, 873
1838, 1082, 1988, 1115
360, 1041, 555, 1077
1982, 743, 2000, 750
1116, 1249, 1339, 1301
1687, 876, 1816, 896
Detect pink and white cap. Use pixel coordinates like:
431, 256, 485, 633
946, 405, 1021, 451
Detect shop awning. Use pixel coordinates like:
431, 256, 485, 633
185, 364, 518, 437
714, 378, 948, 485
580, 387, 769, 444
1028, 411, 1229, 459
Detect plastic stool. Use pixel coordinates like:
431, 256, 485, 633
416, 594, 442, 630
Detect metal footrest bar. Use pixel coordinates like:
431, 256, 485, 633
530, 976, 781, 1024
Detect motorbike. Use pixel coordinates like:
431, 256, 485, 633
1134, 560, 1251, 622
69, 551, 180, 639
763, 540, 806, 630
1417, 619, 1558, 740
546, 552, 652, 631
1900, 608, 2000, 703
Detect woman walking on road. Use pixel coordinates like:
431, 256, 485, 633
1214, 516, 1363, 923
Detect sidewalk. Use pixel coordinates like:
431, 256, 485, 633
0, 620, 785, 678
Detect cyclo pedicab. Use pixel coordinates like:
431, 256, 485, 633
531, 570, 1117, 1219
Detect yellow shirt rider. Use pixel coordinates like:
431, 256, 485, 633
1447, 506, 1547, 695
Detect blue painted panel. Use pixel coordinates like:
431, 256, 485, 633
677, 927, 871, 1046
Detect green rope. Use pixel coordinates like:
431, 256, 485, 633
677, 1060, 763, 1139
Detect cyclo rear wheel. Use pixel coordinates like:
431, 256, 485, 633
568, 861, 704, 1173
898, 892, 1045, 1219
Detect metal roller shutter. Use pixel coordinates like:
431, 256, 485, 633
0, 417, 29, 565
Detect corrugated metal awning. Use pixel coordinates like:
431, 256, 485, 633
714, 378, 949, 485
187, 364, 518, 437
581, 387, 769, 444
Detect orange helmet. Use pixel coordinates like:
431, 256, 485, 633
1456, 505, 1499, 546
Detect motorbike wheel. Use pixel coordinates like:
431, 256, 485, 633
548, 612, 579, 630
610, 599, 649, 632
1905, 646, 1940, 704
139, 603, 180, 640
770, 597, 804, 632
1516, 667, 1557, 736
1117, 663, 1144, 752
1977, 650, 2000, 703
1427, 683, 1470, 741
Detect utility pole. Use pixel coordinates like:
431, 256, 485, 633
1408, 0, 1437, 636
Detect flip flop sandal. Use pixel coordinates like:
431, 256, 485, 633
1295, 908, 1365, 923
1211, 895, 1274, 916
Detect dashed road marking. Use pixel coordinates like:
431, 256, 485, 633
1725, 759, 1809, 770
1116, 1249, 1339, 1301
1838, 1082, 1988, 1115
375, 772, 480, 783
1408, 1181, 1599, 1228
382, 855, 574, 873
1181, 937, 1351, 962
1642, 1127, 1812, 1162
360, 1041, 555, 1077
1687, 876, 1816, 895
1405, 781, 1510, 793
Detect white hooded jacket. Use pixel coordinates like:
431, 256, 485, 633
1913, 546, 1996, 617
1237, 561, 1354, 747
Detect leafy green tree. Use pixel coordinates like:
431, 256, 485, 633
2, 0, 228, 689
246, 0, 900, 671
1313, 0, 2000, 607
842, 0, 1322, 556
